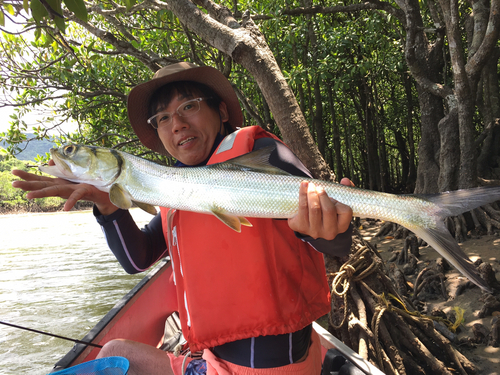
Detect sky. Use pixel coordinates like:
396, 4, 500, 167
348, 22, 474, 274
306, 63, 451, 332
0, 106, 15, 133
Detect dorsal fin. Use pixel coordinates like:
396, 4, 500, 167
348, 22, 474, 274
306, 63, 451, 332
211, 146, 291, 175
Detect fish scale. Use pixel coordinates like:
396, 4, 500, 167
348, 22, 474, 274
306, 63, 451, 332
40, 144, 500, 293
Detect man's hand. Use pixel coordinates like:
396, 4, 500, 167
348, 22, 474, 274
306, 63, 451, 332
12, 167, 118, 215
288, 178, 354, 240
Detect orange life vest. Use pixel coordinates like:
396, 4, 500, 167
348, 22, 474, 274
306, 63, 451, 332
160, 126, 331, 352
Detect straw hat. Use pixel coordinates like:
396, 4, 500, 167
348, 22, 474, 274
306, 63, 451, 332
127, 62, 243, 155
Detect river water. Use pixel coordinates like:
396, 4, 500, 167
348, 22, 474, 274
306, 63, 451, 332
0, 209, 155, 375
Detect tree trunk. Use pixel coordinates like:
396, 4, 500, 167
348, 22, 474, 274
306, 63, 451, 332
395, 130, 410, 190
359, 79, 380, 190
170, 0, 335, 181
314, 79, 326, 158
477, 48, 500, 180
328, 85, 344, 179
402, 72, 417, 192
373, 82, 390, 192
402, 0, 446, 194
437, 108, 460, 192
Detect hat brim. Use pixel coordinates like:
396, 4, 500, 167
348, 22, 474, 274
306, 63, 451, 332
128, 64, 243, 156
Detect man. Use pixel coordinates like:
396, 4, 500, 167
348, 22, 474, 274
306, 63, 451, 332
13, 62, 353, 374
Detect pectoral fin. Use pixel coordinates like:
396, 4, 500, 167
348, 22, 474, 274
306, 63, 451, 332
109, 183, 134, 210
109, 184, 157, 215
210, 207, 252, 232
133, 201, 158, 215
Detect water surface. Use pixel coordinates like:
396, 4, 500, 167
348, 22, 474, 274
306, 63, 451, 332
0, 209, 154, 374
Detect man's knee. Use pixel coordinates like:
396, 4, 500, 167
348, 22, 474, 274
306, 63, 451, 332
97, 339, 133, 358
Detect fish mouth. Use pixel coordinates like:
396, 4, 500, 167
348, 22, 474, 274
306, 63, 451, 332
178, 137, 195, 146
50, 149, 73, 175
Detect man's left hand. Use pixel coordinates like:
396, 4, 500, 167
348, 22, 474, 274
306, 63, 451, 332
288, 178, 353, 240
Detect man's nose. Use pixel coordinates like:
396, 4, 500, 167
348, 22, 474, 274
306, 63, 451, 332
171, 113, 189, 132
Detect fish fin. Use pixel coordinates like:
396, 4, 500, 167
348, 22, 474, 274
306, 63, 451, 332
419, 186, 500, 217
210, 207, 252, 232
211, 209, 241, 232
214, 146, 291, 175
239, 216, 253, 227
411, 223, 492, 293
109, 183, 134, 210
133, 201, 157, 215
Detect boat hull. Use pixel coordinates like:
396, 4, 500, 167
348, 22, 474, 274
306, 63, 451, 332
51, 258, 384, 375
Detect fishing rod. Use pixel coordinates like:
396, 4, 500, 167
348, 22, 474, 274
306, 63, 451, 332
0, 320, 103, 348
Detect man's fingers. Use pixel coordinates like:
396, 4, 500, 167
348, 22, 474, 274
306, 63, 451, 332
334, 201, 353, 233
298, 181, 309, 210
64, 188, 88, 211
340, 177, 354, 187
288, 181, 309, 231
296, 181, 310, 220
307, 183, 324, 237
12, 169, 42, 182
289, 180, 353, 240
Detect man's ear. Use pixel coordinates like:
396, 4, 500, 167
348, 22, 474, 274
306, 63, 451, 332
219, 101, 229, 122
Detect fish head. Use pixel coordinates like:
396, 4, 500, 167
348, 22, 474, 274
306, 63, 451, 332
40, 144, 122, 189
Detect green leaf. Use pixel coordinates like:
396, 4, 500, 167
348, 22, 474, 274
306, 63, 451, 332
30, 0, 49, 23
54, 16, 66, 33
43, 33, 54, 47
63, 0, 88, 22
23, 0, 30, 13
46, 0, 66, 33
34, 27, 42, 40
86, 40, 96, 52
123, 0, 137, 11
4, 4, 15, 15
0, 11, 4, 27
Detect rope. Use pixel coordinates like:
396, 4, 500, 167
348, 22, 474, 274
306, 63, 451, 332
366, 290, 465, 339
328, 245, 379, 329
329, 242, 464, 339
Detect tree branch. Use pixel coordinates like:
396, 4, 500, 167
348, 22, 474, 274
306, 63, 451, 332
465, 0, 500, 81
158, 0, 335, 180
404, 0, 453, 99
282, 1, 405, 25
70, 10, 162, 72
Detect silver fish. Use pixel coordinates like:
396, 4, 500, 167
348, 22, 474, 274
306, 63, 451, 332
40, 144, 500, 292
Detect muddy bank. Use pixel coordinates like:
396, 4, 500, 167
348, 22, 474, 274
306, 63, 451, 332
359, 219, 500, 375
0, 201, 94, 215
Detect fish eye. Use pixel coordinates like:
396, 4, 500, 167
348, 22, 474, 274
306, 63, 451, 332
64, 145, 76, 155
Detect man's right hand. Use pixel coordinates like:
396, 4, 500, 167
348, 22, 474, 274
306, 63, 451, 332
12, 167, 119, 215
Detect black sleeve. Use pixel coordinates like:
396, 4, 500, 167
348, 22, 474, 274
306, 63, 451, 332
253, 137, 352, 258
94, 206, 167, 274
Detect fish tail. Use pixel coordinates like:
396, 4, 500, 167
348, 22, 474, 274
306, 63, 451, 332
411, 224, 492, 292
423, 186, 500, 217
410, 186, 500, 293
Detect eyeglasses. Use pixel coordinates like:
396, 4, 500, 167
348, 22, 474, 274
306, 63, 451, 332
147, 97, 210, 129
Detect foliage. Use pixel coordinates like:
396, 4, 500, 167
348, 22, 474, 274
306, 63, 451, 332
0, 152, 27, 171
0, 0, 498, 192
0, 156, 65, 211
1, 133, 55, 160
0, 157, 30, 208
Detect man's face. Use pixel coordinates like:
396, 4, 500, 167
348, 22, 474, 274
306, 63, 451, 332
155, 90, 229, 165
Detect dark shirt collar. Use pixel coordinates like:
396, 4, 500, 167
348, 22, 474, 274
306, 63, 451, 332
174, 132, 225, 168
